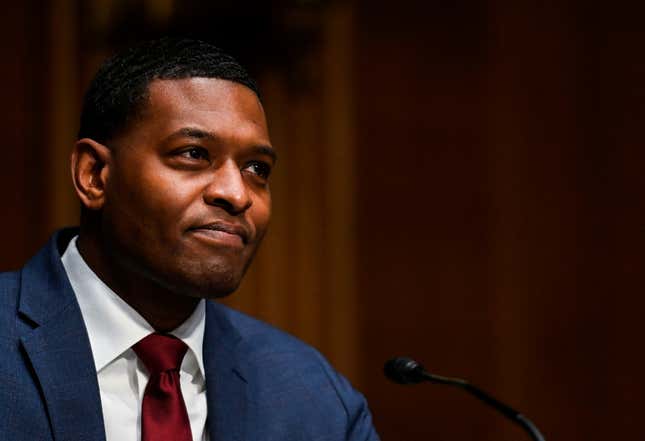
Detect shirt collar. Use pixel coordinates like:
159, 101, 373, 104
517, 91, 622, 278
170, 296, 206, 377
61, 236, 206, 378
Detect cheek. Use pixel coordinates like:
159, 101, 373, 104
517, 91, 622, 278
107, 164, 197, 239
249, 192, 271, 238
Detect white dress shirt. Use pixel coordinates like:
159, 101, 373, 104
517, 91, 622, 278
61, 236, 209, 441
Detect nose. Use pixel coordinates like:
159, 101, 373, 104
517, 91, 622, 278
203, 160, 252, 215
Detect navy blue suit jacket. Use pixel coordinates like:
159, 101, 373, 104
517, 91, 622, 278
0, 230, 379, 440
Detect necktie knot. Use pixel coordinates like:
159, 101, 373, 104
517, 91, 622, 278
133, 333, 193, 441
133, 333, 188, 374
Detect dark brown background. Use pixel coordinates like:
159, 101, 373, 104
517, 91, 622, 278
2, 1, 643, 440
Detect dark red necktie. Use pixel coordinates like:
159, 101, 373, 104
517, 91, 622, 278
133, 333, 193, 441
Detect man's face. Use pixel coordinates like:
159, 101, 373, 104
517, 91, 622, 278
99, 78, 274, 297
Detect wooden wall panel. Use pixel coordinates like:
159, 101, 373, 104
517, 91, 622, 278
356, 1, 645, 440
0, 3, 50, 269
47, 0, 82, 232
355, 2, 498, 439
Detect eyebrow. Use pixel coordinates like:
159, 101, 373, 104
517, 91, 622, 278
252, 145, 278, 163
166, 127, 216, 141
166, 127, 277, 162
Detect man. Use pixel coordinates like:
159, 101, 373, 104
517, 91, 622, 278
0, 38, 379, 440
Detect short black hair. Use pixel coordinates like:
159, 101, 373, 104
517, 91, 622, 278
78, 37, 259, 143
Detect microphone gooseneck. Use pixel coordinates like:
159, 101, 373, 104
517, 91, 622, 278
384, 357, 546, 441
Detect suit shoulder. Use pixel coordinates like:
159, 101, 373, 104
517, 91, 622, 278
209, 302, 381, 440
0, 270, 20, 337
0, 271, 20, 306
211, 302, 356, 403
0, 270, 20, 287
212, 302, 318, 356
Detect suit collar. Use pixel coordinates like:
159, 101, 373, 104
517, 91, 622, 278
204, 300, 248, 441
19, 228, 106, 441
18, 228, 80, 326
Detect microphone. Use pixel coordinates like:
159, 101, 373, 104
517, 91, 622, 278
384, 357, 546, 441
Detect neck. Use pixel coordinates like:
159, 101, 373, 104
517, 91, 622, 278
76, 229, 200, 332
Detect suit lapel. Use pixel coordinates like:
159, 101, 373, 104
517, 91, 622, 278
204, 301, 248, 441
18, 230, 106, 441
17, 230, 252, 441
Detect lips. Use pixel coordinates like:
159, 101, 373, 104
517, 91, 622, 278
188, 221, 250, 246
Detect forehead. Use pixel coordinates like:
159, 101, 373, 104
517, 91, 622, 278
133, 77, 270, 143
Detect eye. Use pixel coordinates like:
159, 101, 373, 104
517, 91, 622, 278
179, 147, 210, 161
244, 161, 272, 180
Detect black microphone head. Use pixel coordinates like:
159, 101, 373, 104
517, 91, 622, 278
384, 357, 427, 384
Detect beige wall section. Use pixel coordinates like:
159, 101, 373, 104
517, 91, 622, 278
225, 4, 360, 383
320, 4, 359, 384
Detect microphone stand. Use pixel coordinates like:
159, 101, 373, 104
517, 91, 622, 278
421, 371, 545, 441
385, 357, 546, 441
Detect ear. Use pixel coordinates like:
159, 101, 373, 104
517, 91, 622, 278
70, 138, 112, 210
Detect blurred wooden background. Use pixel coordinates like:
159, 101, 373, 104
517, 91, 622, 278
1, 1, 644, 439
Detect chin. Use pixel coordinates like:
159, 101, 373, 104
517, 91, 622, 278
192, 277, 242, 299
169, 260, 246, 299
